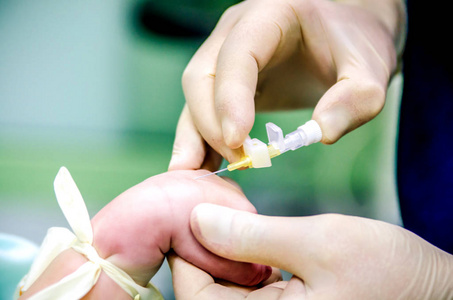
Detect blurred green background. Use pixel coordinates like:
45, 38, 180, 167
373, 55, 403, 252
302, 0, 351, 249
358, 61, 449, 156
0, 0, 402, 299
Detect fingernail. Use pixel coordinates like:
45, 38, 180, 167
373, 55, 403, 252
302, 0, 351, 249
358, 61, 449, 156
221, 118, 239, 148
192, 203, 234, 245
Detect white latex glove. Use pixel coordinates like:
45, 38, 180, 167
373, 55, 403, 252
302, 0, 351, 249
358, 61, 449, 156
170, 203, 453, 299
169, 0, 406, 171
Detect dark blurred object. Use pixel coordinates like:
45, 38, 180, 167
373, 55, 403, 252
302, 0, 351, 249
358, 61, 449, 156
132, 0, 241, 38
398, 0, 453, 253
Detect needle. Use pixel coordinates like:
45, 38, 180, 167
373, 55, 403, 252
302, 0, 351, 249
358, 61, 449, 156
194, 167, 228, 180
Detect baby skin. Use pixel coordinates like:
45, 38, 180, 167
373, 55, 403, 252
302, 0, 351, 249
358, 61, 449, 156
19, 170, 272, 299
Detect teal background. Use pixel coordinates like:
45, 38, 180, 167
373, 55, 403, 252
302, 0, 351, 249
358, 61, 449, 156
0, 1, 402, 299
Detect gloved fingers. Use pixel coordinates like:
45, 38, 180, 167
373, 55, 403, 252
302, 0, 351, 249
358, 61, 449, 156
167, 252, 249, 300
309, 2, 396, 144
181, 5, 244, 164
213, 2, 296, 149
245, 283, 285, 300
312, 74, 386, 144
277, 276, 307, 299
174, 228, 272, 287
190, 204, 340, 280
169, 252, 287, 300
168, 105, 226, 172
168, 105, 206, 171
214, 267, 284, 298
167, 252, 212, 299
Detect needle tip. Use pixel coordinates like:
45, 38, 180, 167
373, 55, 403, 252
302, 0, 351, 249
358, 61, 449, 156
194, 168, 228, 180
193, 173, 213, 180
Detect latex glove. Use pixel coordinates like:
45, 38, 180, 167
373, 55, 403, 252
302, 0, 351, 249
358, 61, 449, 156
169, 0, 406, 171
174, 203, 453, 299
168, 252, 285, 300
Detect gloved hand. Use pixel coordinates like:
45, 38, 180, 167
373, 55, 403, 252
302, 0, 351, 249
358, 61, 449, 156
169, 0, 406, 171
170, 203, 453, 299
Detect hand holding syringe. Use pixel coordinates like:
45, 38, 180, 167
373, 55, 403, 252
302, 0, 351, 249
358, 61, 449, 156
195, 120, 322, 179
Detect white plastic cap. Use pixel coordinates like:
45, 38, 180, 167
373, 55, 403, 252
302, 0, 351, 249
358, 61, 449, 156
297, 120, 322, 146
266, 120, 322, 153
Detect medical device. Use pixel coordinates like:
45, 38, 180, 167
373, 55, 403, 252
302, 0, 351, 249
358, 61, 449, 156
195, 120, 322, 179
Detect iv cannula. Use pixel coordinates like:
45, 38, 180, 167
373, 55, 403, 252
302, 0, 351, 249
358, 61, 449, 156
194, 120, 322, 180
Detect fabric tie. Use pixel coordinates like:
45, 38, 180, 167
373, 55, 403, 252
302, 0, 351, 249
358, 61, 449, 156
15, 167, 163, 300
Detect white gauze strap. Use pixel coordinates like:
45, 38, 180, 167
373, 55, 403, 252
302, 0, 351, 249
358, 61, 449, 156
54, 167, 93, 245
16, 167, 163, 300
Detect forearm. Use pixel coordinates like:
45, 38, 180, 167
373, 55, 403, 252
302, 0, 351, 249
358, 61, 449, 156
335, 0, 407, 54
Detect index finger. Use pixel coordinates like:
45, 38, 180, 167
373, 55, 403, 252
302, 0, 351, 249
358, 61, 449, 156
182, 5, 244, 163
214, 4, 289, 148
